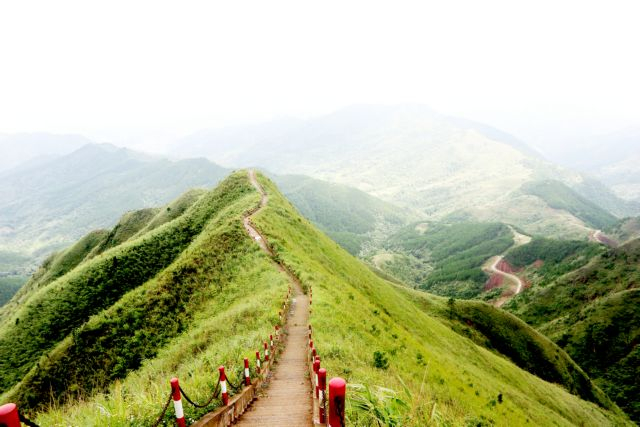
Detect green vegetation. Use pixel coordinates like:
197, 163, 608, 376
0, 172, 631, 425
0, 143, 228, 273
505, 238, 604, 285
0, 173, 258, 397
252, 175, 628, 426
0, 172, 288, 427
606, 216, 640, 245
521, 180, 618, 229
0, 276, 27, 307
273, 174, 412, 255
505, 238, 640, 422
381, 222, 513, 298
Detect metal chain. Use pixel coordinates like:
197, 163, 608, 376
179, 381, 221, 409
225, 373, 242, 393
150, 390, 173, 427
18, 413, 40, 427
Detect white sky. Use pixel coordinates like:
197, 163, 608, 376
1, 0, 639, 151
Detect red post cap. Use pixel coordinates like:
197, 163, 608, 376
329, 377, 347, 427
318, 368, 327, 389
170, 378, 181, 401
0, 403, 20, 427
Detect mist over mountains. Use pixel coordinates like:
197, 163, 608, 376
171, 105, 639, 237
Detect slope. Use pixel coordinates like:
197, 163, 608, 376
504, 238, 640, 422
521, 180, 618, 229
377, 221, 514, 298
272, 173, 415, 255
0, 143, 229, 264
173, 104, 629, 239
1, 171, 630, 426
251, 174, 628, 426
0, 172, 291, 427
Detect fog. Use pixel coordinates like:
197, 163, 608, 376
1, 0, 639, 154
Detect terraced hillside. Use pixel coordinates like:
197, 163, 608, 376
0, 172, 631, 426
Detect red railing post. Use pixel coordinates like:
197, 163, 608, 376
264, 341, 270, 361
318, 368, 327, 424
329, 377, 346, 427
170, 378, 186, 427
219, 366, 229, 405
270, 334, 274, 352
244, 358, 251, 386
255, 350, 262, 374
0, 403, 20, 427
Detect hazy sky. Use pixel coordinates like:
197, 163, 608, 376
1, 0, 639, 151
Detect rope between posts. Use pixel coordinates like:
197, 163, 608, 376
179, 382, 220, 408
150, 390, 173, 427
18, 413, 40, 427
225, 374, 242, 393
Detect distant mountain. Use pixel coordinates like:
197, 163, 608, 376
0, 133, 91, 173
0, 172, 628, 425
0, 144, 229, 267
539, 128, 640, 203
172, 105, 632, 239
272, 173, 417, 255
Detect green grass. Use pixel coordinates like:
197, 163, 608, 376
0, 171, 631, 426
521, 180, 617, 230
380, 222, 514, 298
0, 171, 289, 425
0, 174, 258, 396
252, 174, 629, 426
505, 239, 640, 422
273, 173, 412, 255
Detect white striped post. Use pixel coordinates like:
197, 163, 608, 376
219, 366, 229, 405
314, 356, 321, 398
318, 368, 327, 424
170, 378, 186, 427
270, 334, 274, 352
264, 341, 270, 361
244, 358, 251, 386
255, 350, 262, 373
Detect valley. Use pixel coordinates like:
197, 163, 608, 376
0, 171, 633, 426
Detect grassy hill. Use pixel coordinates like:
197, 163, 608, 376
504, 238, 640, 421
0, 172, 630, 426
373, 222, 514, 299
0, 143, 229, 268
521, 180, 618, 230
273, 173, 415, 255
173, 105, 628, 239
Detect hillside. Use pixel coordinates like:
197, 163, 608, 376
504, 238, 640, 421
272, 173, 415, 255
375, 221, 514, 299
520, 180, 618, 229
0, 133, 90, 173
0, 143, 229, 284
0, 172, 629, 426
538, 127, 640, 203
172, 104, 630, 239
